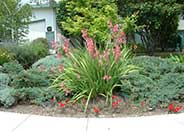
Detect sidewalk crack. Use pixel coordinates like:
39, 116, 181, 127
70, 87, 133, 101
11, 115, 31, 132
85, 118, 89, 132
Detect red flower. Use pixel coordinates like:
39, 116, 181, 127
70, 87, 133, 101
93, 106, 100, 114
112, 95, 117, 99
168, 103, 175, 111
58, 102, 65, 108
174, 105, 182, 113
50, 98, 55, 103
168, 103, 182, 113
112, 100, 119, 109
141, 101, 145, 107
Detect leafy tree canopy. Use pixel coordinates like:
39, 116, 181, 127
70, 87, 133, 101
117, 0, 184, 54
0, 0, 32, 42
56, 0, 119, 47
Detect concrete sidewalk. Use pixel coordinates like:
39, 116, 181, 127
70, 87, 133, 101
0, 111, 184, 132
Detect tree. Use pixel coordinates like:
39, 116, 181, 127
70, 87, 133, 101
117, 0, 184, 54
56, 0, 119, 48
0, 0, 32, 43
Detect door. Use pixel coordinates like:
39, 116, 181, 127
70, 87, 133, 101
46, 31, 55, 49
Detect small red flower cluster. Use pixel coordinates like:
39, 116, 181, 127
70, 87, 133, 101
50, 98, 70, 108
168, 103, 182, 113
93, 106, 100, 114
112, 95, 123, 109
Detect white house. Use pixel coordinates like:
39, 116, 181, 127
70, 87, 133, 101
179, 15, 184, 38
25, 0, 59, 45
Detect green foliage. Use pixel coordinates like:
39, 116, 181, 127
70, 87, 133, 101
32, 55, 65, 70
13, 87, 65, 106
57, 0, 119, 45
4, 42, 48, 68
32, 38, 49, 49
2, 61, 24, 75
0, 0, 31, 42
120, 56, 184, 108
169, 54, 184, 64
118, 0, 184, 53
0, 73, 10, 87
0, 48, 14, 65
52, 47, 137, 111
12, 69, 51, 88
0, 87, 15, 108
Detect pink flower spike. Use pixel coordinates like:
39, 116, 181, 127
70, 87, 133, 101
103, 75, 112, 81
58, 64, 64, 73
51, 41, 58, 50
57, 33, 64, 41
114, 45, 121, 61
81, 29, 88, 39
120, 31, 126, 37
103, 50, 109, 62
113, 24, 119, 33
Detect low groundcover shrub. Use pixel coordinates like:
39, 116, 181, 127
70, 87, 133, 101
120, 56, 184, 108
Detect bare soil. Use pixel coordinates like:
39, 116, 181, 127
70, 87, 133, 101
0, 96, 183, 118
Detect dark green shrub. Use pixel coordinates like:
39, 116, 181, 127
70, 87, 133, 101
32, 38, 49, 49
2, 61, 24, 75
3, 43, 48, 68
120, 72, 157, 101
0, 48, 14, 65
0, 66, 3, 72
13, 87, 65, 106
0, 73, 10, 87
0, 86, 15, 108
32, 55, 65, 70
12, 69, 51, 88
29, 42, 49, 59
150, 73, 184, 107
120, 56, 184, 108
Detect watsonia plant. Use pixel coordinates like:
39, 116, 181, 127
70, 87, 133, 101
51, 22, 137, 112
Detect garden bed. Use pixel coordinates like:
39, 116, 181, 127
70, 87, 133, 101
1, 30, 184, 118
1, 103, 183, 118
